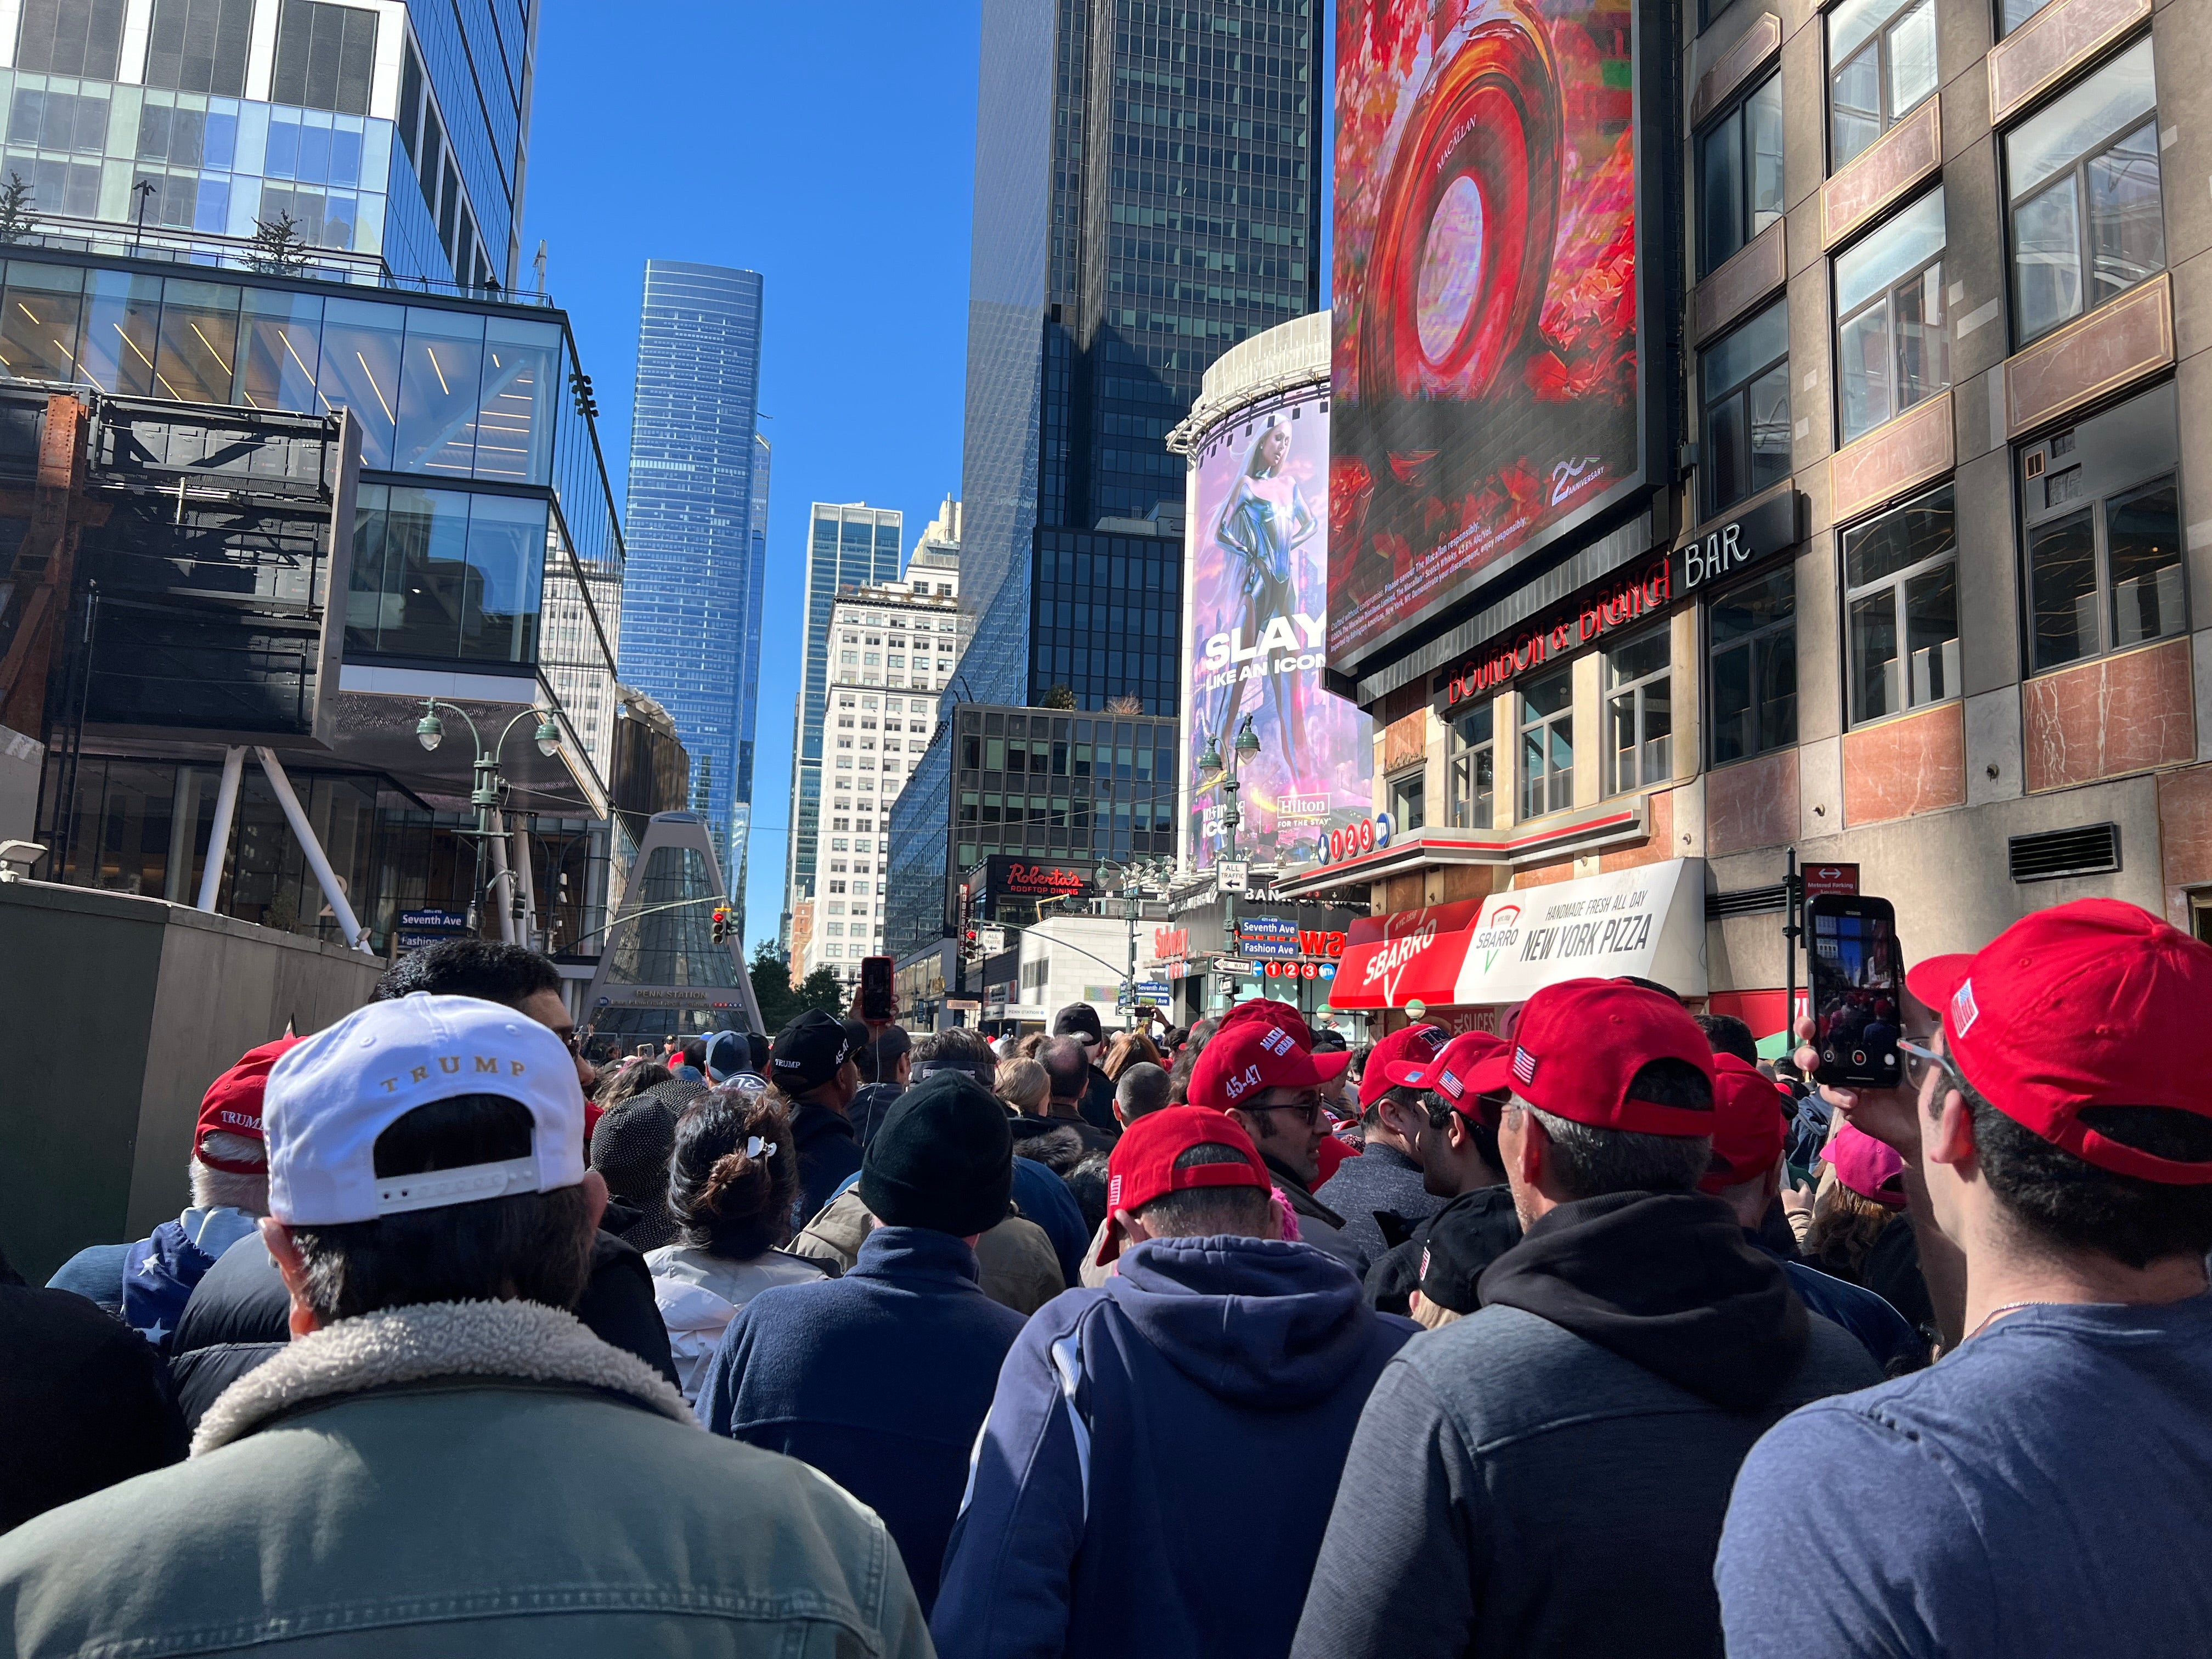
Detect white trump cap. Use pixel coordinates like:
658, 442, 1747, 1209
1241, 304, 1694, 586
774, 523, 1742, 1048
264, 993, 587, 1225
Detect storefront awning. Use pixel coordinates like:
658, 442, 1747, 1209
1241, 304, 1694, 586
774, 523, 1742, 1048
1328, 898, 1485, 1011
1452, 859, 1707, 1004
1328, 860, 1709, 1012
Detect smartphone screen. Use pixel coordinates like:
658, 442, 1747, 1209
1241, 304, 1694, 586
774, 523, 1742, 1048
859, 955, 895, 1023
1809, 895, 1903, 1088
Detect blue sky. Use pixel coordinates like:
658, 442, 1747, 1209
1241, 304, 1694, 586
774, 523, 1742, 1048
522, 2, 982, 951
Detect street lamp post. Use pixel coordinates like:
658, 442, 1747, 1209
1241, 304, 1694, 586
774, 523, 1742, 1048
1198, 713, 1262, 1014
1100, 854, 1175, 1023
414, 698, 564, 935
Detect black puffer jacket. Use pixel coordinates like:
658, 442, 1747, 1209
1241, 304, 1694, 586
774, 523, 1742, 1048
168, 1228, 681, 1431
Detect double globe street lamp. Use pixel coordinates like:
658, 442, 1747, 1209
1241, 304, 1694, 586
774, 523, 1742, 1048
415, 697, 566, 933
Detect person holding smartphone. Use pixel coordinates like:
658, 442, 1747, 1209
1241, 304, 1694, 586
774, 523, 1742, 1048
1720, 899, 2212, 1658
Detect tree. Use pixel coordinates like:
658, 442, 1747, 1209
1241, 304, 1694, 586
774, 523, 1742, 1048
750, 941, 798, 1032
1106, 693, 1144, 714
0, 173, 36, 245
248, 210, 310, 275
1042, 684, 1076, 710
793, 965, 847, 1017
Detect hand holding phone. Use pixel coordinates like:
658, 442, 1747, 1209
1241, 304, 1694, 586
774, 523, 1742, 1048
1808, 894, 1903, 1088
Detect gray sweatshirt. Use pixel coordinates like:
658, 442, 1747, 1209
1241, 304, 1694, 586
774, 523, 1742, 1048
1290, 1302, 1878, 1658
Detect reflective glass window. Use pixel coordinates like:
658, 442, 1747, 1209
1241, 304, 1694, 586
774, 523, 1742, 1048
0, 261, 84, 383
2019, 382, 2182, 672
143, 0, 253, 95
1699, 74, 1785, 275
77, 268, 162, 394
1829, 0, 1937, 169
235, 287, 320, 410
269, 0, 376, 116
476, 316, 556, 483
153, 278, 241, 404
1843, 483, 1958, 723
1709, 566, 1798, 764
1519, 668, 1575, 819
1703, 300, 1791, 516
316, 296, 402, 467
393, 306, 482, 476
1834, 187, 1948, 443
2005, 40, 2162, 346
1449, 701, 1494, 829
1605, 624, 1673, 792
460, 493, 546, 663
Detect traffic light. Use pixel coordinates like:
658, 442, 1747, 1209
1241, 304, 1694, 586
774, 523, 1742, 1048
710, 906, 730, 943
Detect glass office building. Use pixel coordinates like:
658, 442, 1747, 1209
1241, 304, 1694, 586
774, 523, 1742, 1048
784, 500, 900, 917
0, 0, 528, 292
617, 260, 766, 899
958, 0, 1321, 709
884, 701, 1181, 963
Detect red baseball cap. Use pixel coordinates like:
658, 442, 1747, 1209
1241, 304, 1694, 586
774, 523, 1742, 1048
1359, 1023, 1446, 1110
1097, 1105, 1273, 1264
195, 1035, 303, 1172
1188, 1017, 1350, 1111
1464, 978, 1718, 1135
1216, 997, 1319, 1051
1822, 1121, 1906, 1207
1387, 1030, 1508, 1110
1905, 898, 2212, 1184
1699, 1055, 1788, 1193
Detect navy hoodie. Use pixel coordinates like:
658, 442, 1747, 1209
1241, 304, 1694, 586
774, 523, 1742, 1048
930, 1235, 1415, 1659
697, 1226, 1026, 1613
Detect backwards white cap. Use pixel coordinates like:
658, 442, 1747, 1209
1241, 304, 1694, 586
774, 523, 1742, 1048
264, 993, 586, 1225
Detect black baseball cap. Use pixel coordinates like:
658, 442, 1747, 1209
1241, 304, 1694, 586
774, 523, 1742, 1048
1053, 1002, 1105, 1043
771, 1009, 866, 1091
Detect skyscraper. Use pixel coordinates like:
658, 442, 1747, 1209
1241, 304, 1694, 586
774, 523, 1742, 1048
783, 502, 902, 918
960, 0, 1323, 709
0, 0, 528, 291
618, 261, 766, 892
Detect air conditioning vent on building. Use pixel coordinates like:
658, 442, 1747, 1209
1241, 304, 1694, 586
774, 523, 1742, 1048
1706, 884, 1789, 919
2007, 823, 2120, 883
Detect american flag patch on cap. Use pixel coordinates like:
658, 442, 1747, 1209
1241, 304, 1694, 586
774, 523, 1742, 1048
1951, 979, 1980, 1037
1513, 1045, 1539, 1086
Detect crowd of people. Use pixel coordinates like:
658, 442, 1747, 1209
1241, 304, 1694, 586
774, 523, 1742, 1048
2, 894, 2209, 1655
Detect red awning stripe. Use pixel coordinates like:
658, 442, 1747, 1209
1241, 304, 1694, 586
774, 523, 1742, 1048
1329, 922, 1476, 1011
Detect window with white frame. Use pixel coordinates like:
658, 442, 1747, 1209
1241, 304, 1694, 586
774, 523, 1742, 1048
1844, 483, 1959, 724
1834, 187, 1948, 444
1830, 0, 1936, 169
1605, 625, 1673, 793
1519, 667, 1574, 819
2005, 37, 2162, 348
1448, 702, 1494, 829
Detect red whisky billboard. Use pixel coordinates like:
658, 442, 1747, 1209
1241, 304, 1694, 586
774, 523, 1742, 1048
1330, 0, 1664, 673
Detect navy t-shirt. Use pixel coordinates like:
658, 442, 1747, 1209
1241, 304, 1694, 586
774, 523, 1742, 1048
1718, 1296, 2212, 1657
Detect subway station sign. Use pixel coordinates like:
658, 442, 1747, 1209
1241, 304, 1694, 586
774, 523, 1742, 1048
1433, 491, 1802, 713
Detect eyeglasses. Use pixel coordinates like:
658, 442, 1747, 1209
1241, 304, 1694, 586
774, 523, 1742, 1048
1895, 1037, 1965, 1096
1247, 1091, 1324, 1122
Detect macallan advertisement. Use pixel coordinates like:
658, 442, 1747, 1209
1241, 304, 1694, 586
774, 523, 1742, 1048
1329, 0, 1658, 670
1186, 393, 1374, 872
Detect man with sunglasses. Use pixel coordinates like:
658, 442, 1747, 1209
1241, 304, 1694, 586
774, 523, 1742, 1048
1187, 1015, 1361, 1268
1719, 899, 2212, 1658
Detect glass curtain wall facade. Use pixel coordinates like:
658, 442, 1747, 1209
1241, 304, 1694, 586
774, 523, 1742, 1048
959, 0, 1320, 710
785, 501, 901, 914
0, 0, 530, 291
617, 261, 765, 898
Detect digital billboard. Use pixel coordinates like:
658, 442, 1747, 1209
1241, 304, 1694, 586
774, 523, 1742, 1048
1187, 394, 1374, 871
1330, 0, 1654, 670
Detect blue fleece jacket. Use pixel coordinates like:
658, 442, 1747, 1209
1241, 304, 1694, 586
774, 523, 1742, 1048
930, 1235, 1415, 1659
696, 1226, 1026, 1613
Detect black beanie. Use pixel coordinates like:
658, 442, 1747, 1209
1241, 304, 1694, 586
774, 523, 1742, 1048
860, 1069, 1014, 1238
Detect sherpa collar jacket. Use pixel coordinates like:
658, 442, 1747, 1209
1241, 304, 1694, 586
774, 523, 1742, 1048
0, 1298, 930, 1658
